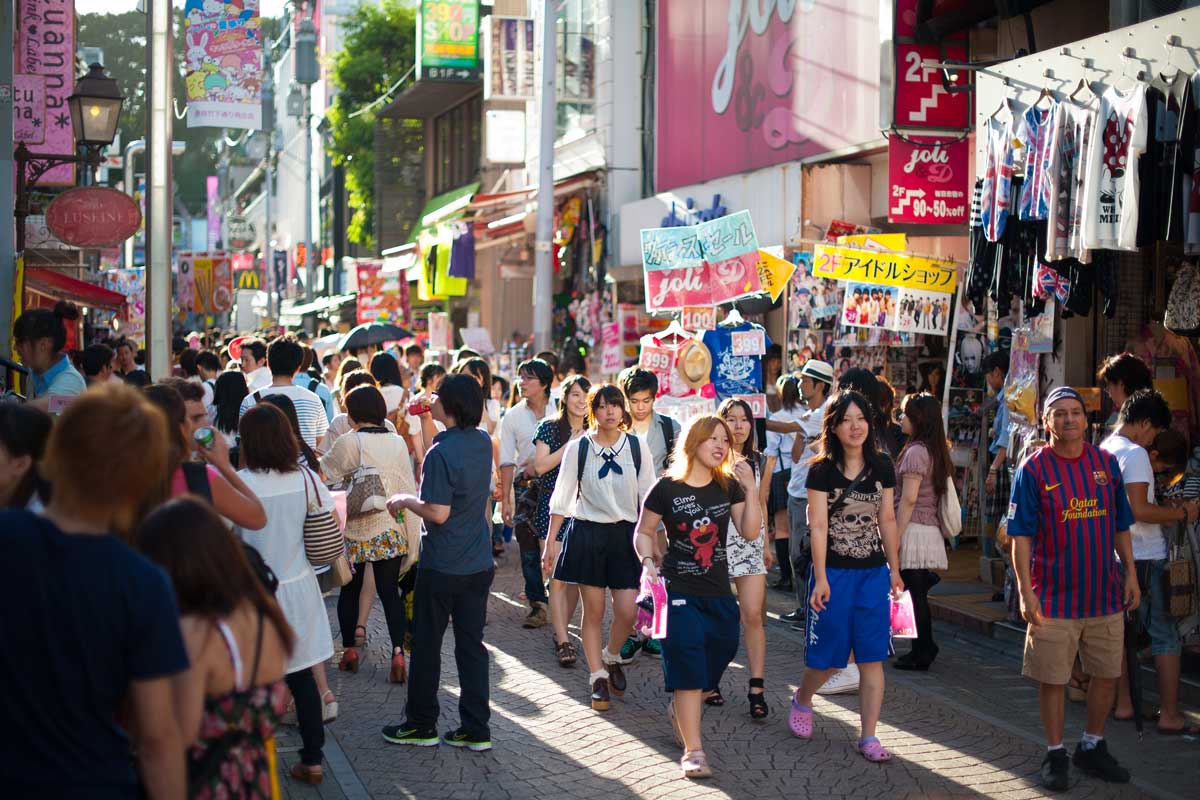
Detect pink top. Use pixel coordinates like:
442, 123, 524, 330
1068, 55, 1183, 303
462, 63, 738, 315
894, 443, 940, 527
171, 464, 221, 497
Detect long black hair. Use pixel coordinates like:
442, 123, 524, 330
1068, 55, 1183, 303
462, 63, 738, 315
257, 393, 320, 470
810, 390, 890, 476
898, 393, 953, 497
0, 404, 53, 508
717, 397, 759, 461
213, 370, 249, 436
13, 301, 79, 354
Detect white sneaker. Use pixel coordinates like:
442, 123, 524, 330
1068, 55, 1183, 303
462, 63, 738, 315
815, 663, 860, 695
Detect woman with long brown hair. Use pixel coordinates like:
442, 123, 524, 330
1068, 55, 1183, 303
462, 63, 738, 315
234, 404, 335, 786
634, 414, 761, 779
138, 498, 295, 797
892, 392, 951, 671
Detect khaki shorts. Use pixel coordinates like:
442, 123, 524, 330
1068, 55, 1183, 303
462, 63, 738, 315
1022, 612, 1123, 685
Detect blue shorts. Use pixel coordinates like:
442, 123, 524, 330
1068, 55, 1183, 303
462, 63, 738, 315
1136, 560, 1182, 657
805, 565, 892, 669
660, 592, 740, 692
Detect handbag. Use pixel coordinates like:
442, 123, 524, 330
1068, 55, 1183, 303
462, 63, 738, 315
1164, 262, 1200, 336
1164, 523, 1196, 619
301, 467, 345, 565
938, 475, 963, 539
343, 432, 388, 520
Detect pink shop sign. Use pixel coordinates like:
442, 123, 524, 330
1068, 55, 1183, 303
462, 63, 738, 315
17, 0, 76, 185
655, 0, 880, 191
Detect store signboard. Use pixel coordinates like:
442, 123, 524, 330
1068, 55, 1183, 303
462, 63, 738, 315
483, 15, 534, 100
46, 187, 142, 248
103, 268, 146, 348
16, 0, 75, 185
418, 0, 480, 81
14, 74, 45, 144
428, 311, 453, 350
887, 136, 969, 224
178, 251, 233, 314
813, 243, 958, 294
891, 0, 970, 132
600, 322, 622, 373
641, 211, 762, 311
656, 0, 880, 191
206, 176, 221, 249
356, 261, 410, 325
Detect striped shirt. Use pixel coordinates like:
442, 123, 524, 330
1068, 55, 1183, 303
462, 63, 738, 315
1007, 443, 1133, 619
239, 384, 329, 450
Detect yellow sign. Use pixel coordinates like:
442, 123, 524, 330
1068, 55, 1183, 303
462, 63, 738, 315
813, 243, 957, 294
236, 269, 261, 290
837, 233, 908, 251
755, 249, 797, 302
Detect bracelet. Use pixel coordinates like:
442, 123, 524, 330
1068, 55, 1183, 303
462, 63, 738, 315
640, 555, 655, 565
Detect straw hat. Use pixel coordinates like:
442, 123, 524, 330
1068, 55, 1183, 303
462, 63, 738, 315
675, 338, 714, 390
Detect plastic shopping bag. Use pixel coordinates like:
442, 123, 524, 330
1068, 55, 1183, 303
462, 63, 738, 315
636, 569, 669, 640
890, 590, 918, 639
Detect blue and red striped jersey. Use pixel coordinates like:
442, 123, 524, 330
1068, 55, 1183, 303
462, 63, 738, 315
1007, 443, 1133, 619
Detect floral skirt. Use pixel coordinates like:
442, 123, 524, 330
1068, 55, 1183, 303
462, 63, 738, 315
348, 528, 408, 564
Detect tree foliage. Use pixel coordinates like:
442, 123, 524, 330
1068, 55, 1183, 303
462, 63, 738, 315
327, 0, 417, 250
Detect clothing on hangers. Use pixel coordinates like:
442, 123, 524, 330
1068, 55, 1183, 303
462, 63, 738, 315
702, 319, 771, 401
1082, 84, 1147, 251
1016, 102, 1058, 221
1127, 322, 1200, 436
1046, 100, 1098, 263
966, 179, 992, 314
1183, 70, 1200, 255
1139, 71, 1195, 245
981, 115, 1016, 242
638, 331, 695, 399
448, 222, 476, 280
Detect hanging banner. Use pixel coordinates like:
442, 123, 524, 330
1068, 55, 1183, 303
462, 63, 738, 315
16, 0, 75, 185
754, 249, 797, 302
841, 280, 951, 337
641, 210, 762, 311
887, 136, 969, 225
813, 243, 958, 294
484, 16, 535, 100
14, 74, 46, 144
206, 177, 221, 249
356, 261, 410, 325
179, 251, 232, 314
600, 322, 622, 373
427, 311, 452, 351
103, 269, 146, 348
789, 252, 843, 330
183, 0, 264, 130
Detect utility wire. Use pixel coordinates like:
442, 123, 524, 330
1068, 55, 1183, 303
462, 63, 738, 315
347, 63, 416, 119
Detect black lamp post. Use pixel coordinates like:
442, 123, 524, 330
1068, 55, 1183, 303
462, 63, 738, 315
15, 63, 126, 251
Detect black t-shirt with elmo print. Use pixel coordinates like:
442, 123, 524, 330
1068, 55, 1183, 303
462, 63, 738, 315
644, 477, 747, 597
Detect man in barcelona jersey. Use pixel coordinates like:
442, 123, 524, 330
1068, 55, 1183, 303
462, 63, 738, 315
1007, 387, 1140, 792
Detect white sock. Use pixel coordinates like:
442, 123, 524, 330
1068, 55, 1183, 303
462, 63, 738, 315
589, 669, 609, 684
1047, 744, 1065, 752
602, 648, 621, 665
1080, 732, 1102, 750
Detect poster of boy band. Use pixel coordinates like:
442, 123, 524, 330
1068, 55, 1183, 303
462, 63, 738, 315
840, 282, 952, 337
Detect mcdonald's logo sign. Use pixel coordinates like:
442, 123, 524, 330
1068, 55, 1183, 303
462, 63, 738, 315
236, 269, 261, 290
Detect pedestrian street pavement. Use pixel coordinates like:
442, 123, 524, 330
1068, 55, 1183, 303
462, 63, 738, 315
275, 545, 1197, 799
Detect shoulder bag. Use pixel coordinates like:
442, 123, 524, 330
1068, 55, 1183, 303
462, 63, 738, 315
343, 432, 389, 520
301, 467, 346, 566
1164, 520, 1196, 619
939, 474, 964, 539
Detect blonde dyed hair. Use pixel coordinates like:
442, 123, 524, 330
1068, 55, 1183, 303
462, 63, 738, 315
41, 382, 171, 541
666, 414, 736, 490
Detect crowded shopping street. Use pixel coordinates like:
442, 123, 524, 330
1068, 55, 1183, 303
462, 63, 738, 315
7, 1, 1200, 799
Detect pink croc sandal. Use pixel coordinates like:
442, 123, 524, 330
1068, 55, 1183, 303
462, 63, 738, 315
857, 737, 892, 762
789, 692, 813, 739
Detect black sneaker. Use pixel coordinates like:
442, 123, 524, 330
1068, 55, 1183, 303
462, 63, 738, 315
1040, 748, 1070, 791
1072, 740, 1130, 784
780, 608, 805, 623
382, 723, 439, 747
442, 727, 492, 752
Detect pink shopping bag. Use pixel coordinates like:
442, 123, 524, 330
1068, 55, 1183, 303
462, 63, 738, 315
890, 590, 918, 639
636, 570, 669, 640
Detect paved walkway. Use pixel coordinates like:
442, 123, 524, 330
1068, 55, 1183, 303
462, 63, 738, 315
274, 546, 1198, 799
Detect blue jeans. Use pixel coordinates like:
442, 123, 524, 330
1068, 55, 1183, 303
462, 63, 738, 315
1137, 559, 1182, 657
521, 548, 548, 605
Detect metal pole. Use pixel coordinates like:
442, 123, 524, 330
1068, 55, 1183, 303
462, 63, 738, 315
0, 0, 16, 359
265, 143, 274, 320
532, 0, 557, 352
304, 84, 314, 305
146, 0, 173, 380
123, 138, 145, 269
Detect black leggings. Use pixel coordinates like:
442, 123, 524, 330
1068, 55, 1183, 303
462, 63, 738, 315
337, 556, 407, 649
900, 568, 937, 660
285, 668, 324, 766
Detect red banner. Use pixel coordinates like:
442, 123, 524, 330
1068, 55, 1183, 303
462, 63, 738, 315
887, 136, 969, 225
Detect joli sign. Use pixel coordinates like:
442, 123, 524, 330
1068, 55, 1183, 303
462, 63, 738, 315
887, 136, 968, 225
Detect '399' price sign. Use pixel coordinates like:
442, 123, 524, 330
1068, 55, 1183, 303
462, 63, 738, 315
639, 346, 675, 373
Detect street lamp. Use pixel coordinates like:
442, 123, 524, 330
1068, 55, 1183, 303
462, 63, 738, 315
14, 62, 126, 251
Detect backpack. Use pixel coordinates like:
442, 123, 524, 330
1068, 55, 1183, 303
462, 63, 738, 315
576, 432, 642, 481
658, 415, 676, 470
308, 378, 320, 393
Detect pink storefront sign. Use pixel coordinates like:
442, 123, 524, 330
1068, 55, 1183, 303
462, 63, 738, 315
655, 0, 880, 191
14, 74, 46, 144
887, 136, 969, 225
16, 0, 75, 185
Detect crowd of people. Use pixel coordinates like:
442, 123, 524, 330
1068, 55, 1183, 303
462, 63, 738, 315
2, 302, 1193, 792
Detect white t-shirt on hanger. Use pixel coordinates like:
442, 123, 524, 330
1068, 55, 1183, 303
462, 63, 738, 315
1082, 84, 1147, 251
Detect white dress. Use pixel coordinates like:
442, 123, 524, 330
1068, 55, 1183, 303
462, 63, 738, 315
727, 457, 766, 578
234, 467, 335, 673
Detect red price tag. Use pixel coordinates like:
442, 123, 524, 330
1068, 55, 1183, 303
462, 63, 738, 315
681, 306, 716, 331
734, 393, 768, 418
730, 329, 766, 357
639, 345, 674, 372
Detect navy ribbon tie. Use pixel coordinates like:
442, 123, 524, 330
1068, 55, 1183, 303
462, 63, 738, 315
598, 451, 623, 479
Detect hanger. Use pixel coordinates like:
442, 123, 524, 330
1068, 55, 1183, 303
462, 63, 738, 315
1033, 69, 1055, 109
1113, 49, 1145, 92
988, 94, 1013, 122
721, 307, 745, 326
1068, 76, 1096, 105
658, 317, 689, 343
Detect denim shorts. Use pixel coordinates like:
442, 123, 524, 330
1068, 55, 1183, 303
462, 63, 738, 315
1137, 559, 1182, 657
660, 591, 740, 692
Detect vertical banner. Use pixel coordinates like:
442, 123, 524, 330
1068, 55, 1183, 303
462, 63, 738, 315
887, 136, 969, 225
427, 311, 452, 351
600, 322, 622, 373
206, 177, 221, 249
183, 0, 264, 130
16, 0, 75, 185
355, 261, 409, 324
272, 249, 288, 300
177, 252, 195, 313
103, 269, 146, 347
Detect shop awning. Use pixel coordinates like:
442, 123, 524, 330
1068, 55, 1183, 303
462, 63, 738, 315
405, 181, 480, 246
379, 82, 480, 120
469, 171, 600, 243
24, 268, 126, 311
280, 293, 357, 318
